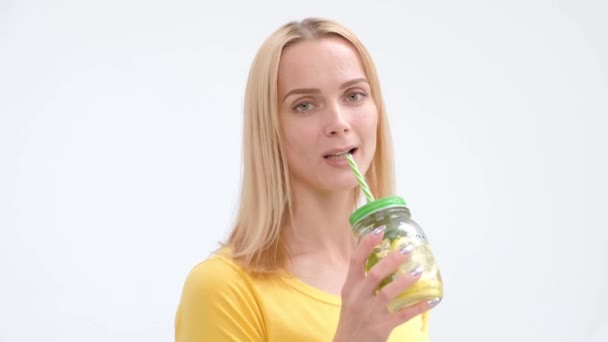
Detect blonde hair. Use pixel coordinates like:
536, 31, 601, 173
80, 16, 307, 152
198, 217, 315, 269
224, 18, 395, 275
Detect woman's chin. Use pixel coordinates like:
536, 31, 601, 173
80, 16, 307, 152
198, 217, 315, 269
293, 172, 364, 195
319, 178, 360, 194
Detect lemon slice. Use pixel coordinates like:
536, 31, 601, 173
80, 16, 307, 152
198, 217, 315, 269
390, 236, 411, 252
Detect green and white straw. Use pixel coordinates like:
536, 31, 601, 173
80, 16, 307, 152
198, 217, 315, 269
346, 153, 375, 202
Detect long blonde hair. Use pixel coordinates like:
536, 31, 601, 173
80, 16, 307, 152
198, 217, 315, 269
224, 18, 395, 275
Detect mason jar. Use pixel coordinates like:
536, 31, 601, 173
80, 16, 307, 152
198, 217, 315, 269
349, 196, 443, 312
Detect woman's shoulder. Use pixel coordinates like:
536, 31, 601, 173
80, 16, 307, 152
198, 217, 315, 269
177, 247, 265, 322
176, 249, 268, 340
182, 248, 252, 291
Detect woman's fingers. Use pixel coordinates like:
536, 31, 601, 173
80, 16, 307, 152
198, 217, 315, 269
374, 265, 422, 305
338, 227, 441, 341
345, 227, 386, 286
387, 298, 441, 329
360, 246, 413, 296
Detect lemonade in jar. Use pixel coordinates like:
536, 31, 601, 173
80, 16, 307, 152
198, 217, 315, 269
349, 196, 443, 313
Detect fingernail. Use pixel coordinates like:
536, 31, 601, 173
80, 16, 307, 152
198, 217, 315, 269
372, 225, 386, 235
409, 265, 424, 277
400, 244, 415, 255
427, 297, 441, 308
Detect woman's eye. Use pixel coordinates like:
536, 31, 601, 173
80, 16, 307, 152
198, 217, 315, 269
294, 102, 313, 112
347, 92, 366, 102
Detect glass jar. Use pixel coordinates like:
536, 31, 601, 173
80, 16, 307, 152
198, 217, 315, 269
349, 196, 443, 312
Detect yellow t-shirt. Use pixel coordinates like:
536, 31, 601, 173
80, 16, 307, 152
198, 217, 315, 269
175, 252, 430, 341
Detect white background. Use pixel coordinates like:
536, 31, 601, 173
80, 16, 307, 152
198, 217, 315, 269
1, 0, 607, 341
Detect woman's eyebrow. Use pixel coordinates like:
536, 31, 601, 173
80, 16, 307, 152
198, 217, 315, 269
283, 88, 320, 101
339, 77, 369, 90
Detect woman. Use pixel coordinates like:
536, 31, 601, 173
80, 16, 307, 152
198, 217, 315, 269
175, 18, 438, 341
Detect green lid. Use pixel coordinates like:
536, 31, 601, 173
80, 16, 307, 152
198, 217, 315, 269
349, 196, 407, 226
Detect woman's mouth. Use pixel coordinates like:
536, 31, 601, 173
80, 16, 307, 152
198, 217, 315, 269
323, 147, 358, 160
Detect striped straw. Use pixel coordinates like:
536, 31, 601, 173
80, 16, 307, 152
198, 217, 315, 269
346, 153, 375, 202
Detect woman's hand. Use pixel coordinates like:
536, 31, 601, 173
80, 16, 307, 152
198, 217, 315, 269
333, 227, 438, 342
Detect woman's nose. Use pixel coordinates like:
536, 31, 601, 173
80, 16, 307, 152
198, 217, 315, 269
324, 104, 351, 136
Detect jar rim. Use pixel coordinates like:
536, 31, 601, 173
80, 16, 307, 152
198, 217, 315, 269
349, 195, 408, 226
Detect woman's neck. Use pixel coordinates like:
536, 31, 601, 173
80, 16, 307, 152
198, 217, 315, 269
281, 182, 360, 295
283, 183, 358, 263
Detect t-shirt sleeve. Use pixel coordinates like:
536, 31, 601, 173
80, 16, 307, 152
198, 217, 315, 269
175, 257, 266, 342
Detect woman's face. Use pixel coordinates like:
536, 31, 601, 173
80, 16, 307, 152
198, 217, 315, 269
277, 36, 378, 194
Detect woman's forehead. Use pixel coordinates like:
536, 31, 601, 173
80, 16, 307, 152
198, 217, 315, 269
277, 37, 366, 92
